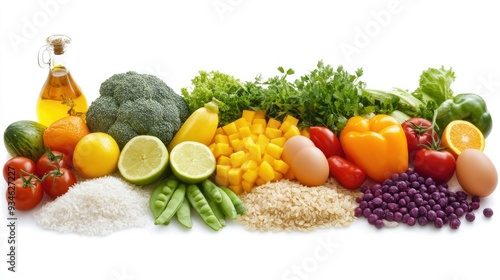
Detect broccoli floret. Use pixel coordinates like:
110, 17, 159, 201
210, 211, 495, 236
86, 71, 189, 149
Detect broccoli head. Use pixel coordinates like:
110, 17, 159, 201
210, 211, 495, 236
86, 71, 189, 149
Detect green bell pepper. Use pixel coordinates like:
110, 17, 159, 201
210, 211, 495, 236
435, 93, 493, 137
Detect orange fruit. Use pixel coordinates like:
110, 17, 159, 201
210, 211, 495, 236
441, 120, 485, 158
43, 116, 90, 159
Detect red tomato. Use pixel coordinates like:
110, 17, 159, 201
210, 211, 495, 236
327, 155, 366, 189
401, 118, 439, 160
42, 167, 77, 199
413, 149, 456, 182
36, 150, 71, 178
3, 157, 36, 183
309, 126, 344, 158
5, 175, 44, 211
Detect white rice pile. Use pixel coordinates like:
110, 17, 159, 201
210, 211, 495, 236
237, 178, 361, 232
33, 175, 151, 236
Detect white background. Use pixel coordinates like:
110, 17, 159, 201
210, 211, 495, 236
1, 1, 499, 280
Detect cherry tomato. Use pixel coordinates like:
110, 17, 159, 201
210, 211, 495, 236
309, 126, 344, 158
41, 167, 77, 199
413, 149, 456, 182
5, 175, 44, 211
327, 155, 366, 189
3, 157, 36, 183
401, 118, 439, 160
36, 150, 71, 178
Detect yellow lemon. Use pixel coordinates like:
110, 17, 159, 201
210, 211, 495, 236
72, 132, 120, 178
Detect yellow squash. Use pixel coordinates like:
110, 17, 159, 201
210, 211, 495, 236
167, 99, 220, 152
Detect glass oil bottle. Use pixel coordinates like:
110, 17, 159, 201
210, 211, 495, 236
36, 34, 88, 126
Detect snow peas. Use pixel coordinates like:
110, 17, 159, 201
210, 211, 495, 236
201, 179, 222, 203
175, 196, 192, 229
219, 186, 247, 215
186, 184, 223, 231
149, 176, 179, 219
218, 186, 238, 220
207, 196, 226, 227
155, 183, 186, 225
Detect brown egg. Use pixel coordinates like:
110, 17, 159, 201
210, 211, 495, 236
282, 135, 315, 164
291, 146, 329, 186
456, 148, 497, 197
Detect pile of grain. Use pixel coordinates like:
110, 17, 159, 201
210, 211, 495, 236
237, 178, 361, 232
33, 175, 151, 236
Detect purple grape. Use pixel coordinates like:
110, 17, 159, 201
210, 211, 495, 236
372, 197, 383, 207
367, 214, 378, 224
373, 208, 384, 219
354, 207, 363, 217
427, 210, 437, 221
454, 207, 465, 217
362, 208, 371, 218
465, 212, 475, 222
394, 212, 403, 223
418, 216, 428, 226
388, 203, 399, 212
483, 208, 494, 218
374, 219, 384, 229
471, 195, 480, 203
449, 218, 461, 229
409, 207, 419, 218
470, 202, 480, 211
406, 217, 416, 226
434, 218, 444, 228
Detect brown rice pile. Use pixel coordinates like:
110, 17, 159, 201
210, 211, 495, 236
237, 178, 361, 232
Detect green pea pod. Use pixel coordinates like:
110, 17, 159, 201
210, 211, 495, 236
217, 186, 238, 220
186, 184, 222, 231
200, 179, 222, 203
155, 183, 187, 225
220, 186, 247, 215
207, 197, 226, 227
175, 197, 192, 229
149, 176, 179, 219
435, 93, 492, 138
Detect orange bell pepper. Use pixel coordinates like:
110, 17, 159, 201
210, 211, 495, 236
339, 114, 408, 182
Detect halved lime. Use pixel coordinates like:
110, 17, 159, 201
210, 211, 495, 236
118, 135, 169, 185
169, 141, 216, 184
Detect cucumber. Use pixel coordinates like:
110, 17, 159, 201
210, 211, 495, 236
4, 120, 47, 161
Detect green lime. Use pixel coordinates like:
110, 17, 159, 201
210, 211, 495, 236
169, 141, 216, 184
118, 135, 169, 185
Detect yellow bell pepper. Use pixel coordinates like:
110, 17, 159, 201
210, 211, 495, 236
167, 99, 219, 152
339, 114, 408, 182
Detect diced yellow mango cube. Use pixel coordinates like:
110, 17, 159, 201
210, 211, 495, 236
228, 184, 244, 195
234, 117, 250, 129
254, 110, 266, 119
284, 125, 301, 139
230, 150, 247, 167
265, 127, 283, 139
255, 177, 267, 186
273, 171, 283, 181
270, 137, 287, 147
228, 167, 243, 186
279, 121, 293, 133
241, 159, 258, 171
250, 123, 265, 135
256, 134, 270, 155
272, 159, 290, 174
267, 118, 281, 129
243, 136, 256, 149
262, 153, 276, 165
247, 143, 262, 162
252, 118, 267, 126
265, 143, 283, 159
214, 134, 229, 144
242, 180, 254, 193
217, 155, 232, 166
216, 164, 231, 186
230, 139, 245, 152
258, 161, 275, 182
283, 115, 299, 126
242, 168, 258, 183
301, 128, 310, 138
228, 132, 242, 141
222, 122, 238, 135
213, 143, 234, 158
215, 127, 226, 136
238, 126, 252, 138
242, 110, 257, 123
